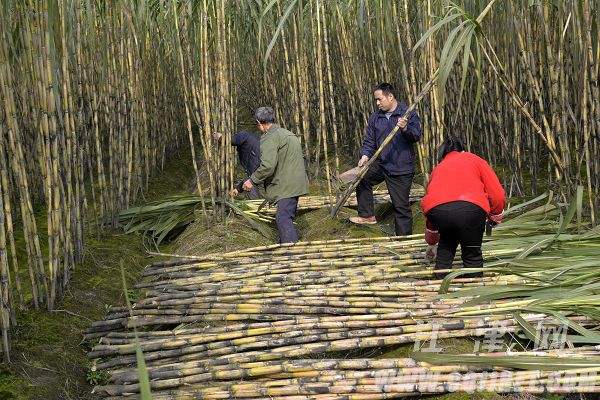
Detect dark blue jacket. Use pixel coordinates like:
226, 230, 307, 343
360, 102, 422, 175
232, 131, 261, 176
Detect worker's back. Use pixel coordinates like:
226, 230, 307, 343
421, 151, 505, 216
232, 131, 261, 175
254, 124, 309, 203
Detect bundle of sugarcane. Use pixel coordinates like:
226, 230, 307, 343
245, 186, 425, 217
88, 301, 600, 397
139, 221, 573, 287
87, 241, 599, 367
116, 186, 425, 244
87, 243, 599, 367
88, 306, 593, 369
90, 226, 579, 338
140, 194, 563, 270
100, 367, 600, 399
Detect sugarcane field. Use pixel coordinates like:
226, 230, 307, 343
1, 1, 600, 399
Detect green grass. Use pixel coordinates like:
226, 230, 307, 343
0, 363, 28, 400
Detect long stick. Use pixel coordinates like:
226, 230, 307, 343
330, 71, 438, 217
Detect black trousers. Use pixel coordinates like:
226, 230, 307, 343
426, 201, 487, 276
276, 197, 299, 244
356, 161, 414, 235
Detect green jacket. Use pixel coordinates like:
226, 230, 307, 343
250, 124, 309, 203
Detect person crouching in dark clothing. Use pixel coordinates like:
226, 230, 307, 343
420, 136, 505, 279
213, 131, 261, 199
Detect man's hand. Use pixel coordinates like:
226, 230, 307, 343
242, 179, 254, 192
229, 188, 239, 197
212, 132, 223, 142
358, 155, 369, 168
397, 117, 408, 131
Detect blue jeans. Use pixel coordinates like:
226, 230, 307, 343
247, 186, 261, 200
276, 197, 299, 243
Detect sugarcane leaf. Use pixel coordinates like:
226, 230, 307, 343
412, 352, 600, 370
120, 262, 152, 399
513, 187, 582, 259
535, 309, 600, 344
504, 192, 550, 217
513, 236, 555, 260
559, 185, 583, 233
224, 199, 273, 239
475, 0, 499, 24
412, 11, 462, 51
514, 312, 541, 344
134, 343, 152, 400
438, 267, 486, 294
455, 28, 473, 114
263, 0, 298, 68
260, 0, 279, 19
437, 22, 471, 104
472, 35, 483, 112
155, 213, 184, 244
257, 0, 278, 51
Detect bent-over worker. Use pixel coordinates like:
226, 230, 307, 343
242, 107, 309, 244
421, 136, 505, 279
213, 131, 261, 199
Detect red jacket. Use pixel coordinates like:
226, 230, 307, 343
421, 151, 505, 216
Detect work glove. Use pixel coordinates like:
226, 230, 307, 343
425, 244, 437, 262
487, 212, 503, 226
424, 227, 440, 245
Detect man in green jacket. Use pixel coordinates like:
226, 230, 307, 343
242, 107, 309, 243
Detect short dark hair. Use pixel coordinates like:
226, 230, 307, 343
254, 107, 276, 124
437, 135, 465, 162
373, 82, 397, 99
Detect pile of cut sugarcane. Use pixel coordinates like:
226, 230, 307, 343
244, 186, 425, 218
116, 186, 424, 243
88, 193, 600, 398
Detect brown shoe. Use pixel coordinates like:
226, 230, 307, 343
349, 216, 377, 225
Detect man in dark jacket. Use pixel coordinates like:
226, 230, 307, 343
349, 82, 422, 235
242, 107, 309, 243
213, 130, 261, 199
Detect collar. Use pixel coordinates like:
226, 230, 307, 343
377, 102, 406, 117
266, 123, 280, 133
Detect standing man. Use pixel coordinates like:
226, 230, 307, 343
213, 131, 261, 199
242, 107, 309, 243
349, 82, 422, 236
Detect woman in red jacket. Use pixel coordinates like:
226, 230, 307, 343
421, 136, 505, 278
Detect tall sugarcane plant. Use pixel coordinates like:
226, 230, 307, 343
0, 0, 203, 360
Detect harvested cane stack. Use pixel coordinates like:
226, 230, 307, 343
87, 197, 600, 398
116, 186, 424, 240
251, 186, 425, 217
